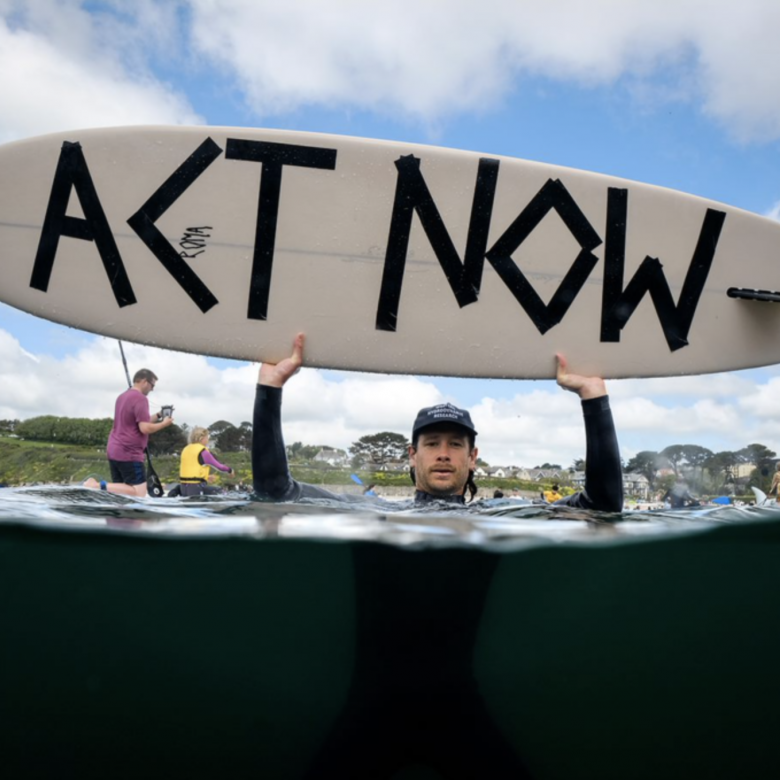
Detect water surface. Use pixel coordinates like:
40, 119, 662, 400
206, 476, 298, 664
1, 484, 777, 549
3, 486, 780, 779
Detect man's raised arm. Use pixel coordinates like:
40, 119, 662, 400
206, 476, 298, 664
258, 333, 305, 389
554, 354, 623, 512
251, 334, 305, 499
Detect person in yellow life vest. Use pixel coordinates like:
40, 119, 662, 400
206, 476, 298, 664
769, 462, 780, 503
179, 427, 234, 496
543, 483, 563, 503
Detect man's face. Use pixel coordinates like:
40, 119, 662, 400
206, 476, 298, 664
409, 424, 478, 496
140, 378, 156, 396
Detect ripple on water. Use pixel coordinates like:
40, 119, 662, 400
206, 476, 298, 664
1, 485, 778, 550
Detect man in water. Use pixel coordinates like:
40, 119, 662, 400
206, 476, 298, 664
252, 334, 622, 511
85, 368, 174, 497
253, 334, 622, 778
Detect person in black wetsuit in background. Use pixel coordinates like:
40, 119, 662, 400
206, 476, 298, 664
663, 481, 700, 509
252, 334, 623, 512
253, 334, 623, 779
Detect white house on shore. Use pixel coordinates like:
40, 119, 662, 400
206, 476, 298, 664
570, 470, 650, 499
376, 459, 410, 473
313, 447, 350, 467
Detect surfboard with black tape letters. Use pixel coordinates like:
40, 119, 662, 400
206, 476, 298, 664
0, 124, 778, 379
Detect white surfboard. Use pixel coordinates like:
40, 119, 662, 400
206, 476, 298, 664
0, 125, 779, 379
751, 487, 776, 507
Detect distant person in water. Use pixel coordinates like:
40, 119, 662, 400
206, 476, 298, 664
178, 426, 234, 496
251, 334, 623, 512
543, 483, 563, 502
84, 368, 173, 497
362, 483, 378, 497
663, 482, 699, 509
769, 462, 780, 503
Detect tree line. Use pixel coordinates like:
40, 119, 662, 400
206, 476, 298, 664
625, 443, 777, 495
3, 417, 778, 493
337, 434, 780, 496
2, 416, 113, 447
0, 417, 253, 456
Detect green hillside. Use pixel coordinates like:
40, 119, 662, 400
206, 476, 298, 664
0, 436, 546, 494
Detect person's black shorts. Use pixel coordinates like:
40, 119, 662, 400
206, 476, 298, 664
108, 460, 146, 486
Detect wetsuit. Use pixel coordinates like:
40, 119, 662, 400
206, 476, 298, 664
252, 385, 623, 511
251, 384, 623, 779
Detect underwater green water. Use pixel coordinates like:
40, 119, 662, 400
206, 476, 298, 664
2, 487, 779, 779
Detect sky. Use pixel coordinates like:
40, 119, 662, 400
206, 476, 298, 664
1, 0, 780, 470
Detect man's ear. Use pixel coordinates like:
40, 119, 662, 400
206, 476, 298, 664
408, 444, 417, 466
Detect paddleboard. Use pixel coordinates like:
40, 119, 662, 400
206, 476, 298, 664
1, 125, 779, 378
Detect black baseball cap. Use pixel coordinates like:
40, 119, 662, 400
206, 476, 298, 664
412, 403, 478, 438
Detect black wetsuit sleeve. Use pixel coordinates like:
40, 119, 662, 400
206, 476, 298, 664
251, 384, 356, 502
555, 396, 623, 512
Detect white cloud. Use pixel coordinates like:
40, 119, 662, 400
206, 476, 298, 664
184, 0, 780, 141
4, 326, 780, 472
0, 329, 255, 424
4, 1, 779, 144
611, 372, 756, 400
279, 368, 444, 449
738, 376, 780, 419
614, 395, 741, 437
469, 391, 587, 467
692, 1, 780, 141
0, 1, 200, 143
766, 202, 780, 221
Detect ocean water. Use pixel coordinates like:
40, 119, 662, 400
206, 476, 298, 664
0, 484, 776, 546
4, 486, 780, 779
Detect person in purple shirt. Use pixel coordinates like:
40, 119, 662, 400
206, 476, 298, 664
84, 368, 174, 497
